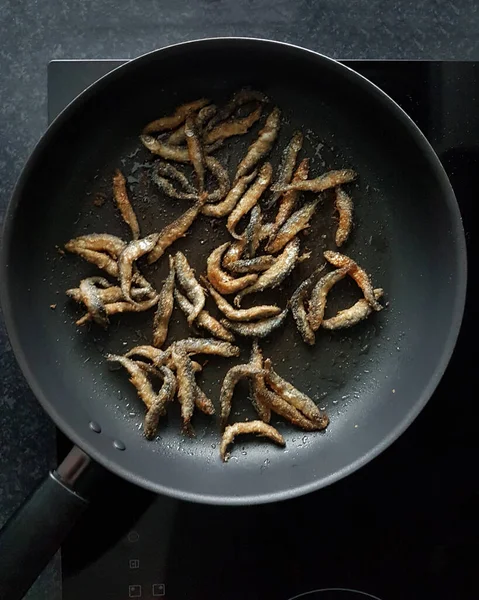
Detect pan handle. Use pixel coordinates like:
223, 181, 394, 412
0, 446, 101, 600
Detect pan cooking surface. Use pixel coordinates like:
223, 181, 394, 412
1, 40, 465, 503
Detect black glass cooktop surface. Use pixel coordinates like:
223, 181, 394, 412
48, 59, 477, 600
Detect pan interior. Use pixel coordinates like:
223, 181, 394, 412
2, 40, 465, 503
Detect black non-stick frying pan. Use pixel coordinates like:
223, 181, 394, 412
0, 38, 467, 599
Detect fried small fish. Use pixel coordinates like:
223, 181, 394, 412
125, 345, 168, 365
65, 246, 120, 278
144, 366, 177, 440
265, 198, 319, 254
155, 162, 197, 193
220, 363, 265, 429
221, 308, 288, 338
226, 255, 277, 274
119, 234, 160, 303
142, 98, 209, 134
268, 158, 309, 240
148, 196, 207, 264
153, 175, 198, 202
249, 340, 271, 423
204, 279, 281, 322
322, 288, 384, 330
323, 250, 383, 312
234, 238, 300, 306
334, 186, 354, 247
206, 89, 268, 131
106, 354, 158, 410
194, 383, 216, 416
112, 169, 140, 240
307, 266, 349, 331
185, 115, 206, 193
78, 277, 111, 328
171, 346, 197, 435
174, 251, 205, 325
253, 376, 325, 431
207, 242, 258, 295
234, 107, 281, 182
141, 135, 217, 161
75, 295, 159, 326
67, 284, 151, 304
271, 168, 357, 193
244, 205, 263, 259
172, 338, 240, 359
221, 238, 247, 267
264, 359, 328, 427
268, 131, 303, 206
174, 288, 234, 342
204, 157, 230, 203
204, 105, 262, 144
290, 267, 325, 345
220, 421, 285, 462
167, 104, 217, 145
202, 170, 257, 218
227, 163, 272, 239
65, 233, 127, 258
152, 258, 176, 348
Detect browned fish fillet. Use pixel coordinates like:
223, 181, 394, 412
322, 288, 384, 329
234, 107, 281, 181
206, 242, 258, 295
142, 98, 209, 134
220, 421, 285, 462
271, 168, 357, 193
148, 195, 207, 264
334, 186, 354, 247
112, 169, 140, 240
227, 163, 272, 239
323, 250, 383, 311
152, 257, 176, 348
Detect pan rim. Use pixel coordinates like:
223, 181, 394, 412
0, 37, 467, 505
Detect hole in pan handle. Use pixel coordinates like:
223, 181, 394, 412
0, 446, 105, 600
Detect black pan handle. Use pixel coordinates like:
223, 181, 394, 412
0, 446, 101, 600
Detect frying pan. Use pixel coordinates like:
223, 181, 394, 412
0, 38, 466, 599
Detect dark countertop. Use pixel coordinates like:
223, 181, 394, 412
0, 1, 478, 598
